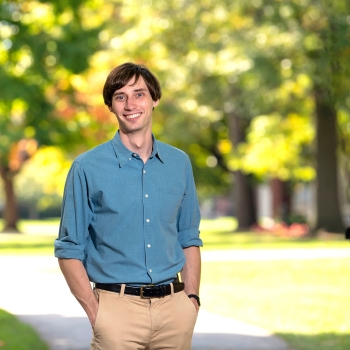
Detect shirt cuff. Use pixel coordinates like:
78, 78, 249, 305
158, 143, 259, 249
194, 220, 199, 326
54, 239, 86, 260
178, 228, 203, 248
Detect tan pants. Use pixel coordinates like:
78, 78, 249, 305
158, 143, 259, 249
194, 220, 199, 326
90, 286, 198, 350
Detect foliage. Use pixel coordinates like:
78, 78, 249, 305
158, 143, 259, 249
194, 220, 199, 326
2, 0, 350, 228
91, 0, 349, 189
15, 146, 71, 213
236, 113, 315, 181
0, 0, 104, 157
0, 308, 48, 350
0, 0, 106, 228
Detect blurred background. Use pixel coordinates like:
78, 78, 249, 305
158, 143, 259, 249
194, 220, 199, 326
1, 1, 350, 350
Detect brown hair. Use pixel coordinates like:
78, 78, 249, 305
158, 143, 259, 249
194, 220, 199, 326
103, 62, 162, 106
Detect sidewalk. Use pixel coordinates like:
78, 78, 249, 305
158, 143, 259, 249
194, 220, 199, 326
0, 255, 293, 350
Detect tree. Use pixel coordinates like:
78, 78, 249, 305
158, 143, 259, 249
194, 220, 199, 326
4, 0, 347, 233
15, 146, 72, 219
74, 0, 350, 232
309, 1, 350, 233
93, 0, 264, 226
236, 0, 350, 233
0, 0, 103, 232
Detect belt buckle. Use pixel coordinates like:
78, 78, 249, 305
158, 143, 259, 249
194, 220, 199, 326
140, 284, 155, 299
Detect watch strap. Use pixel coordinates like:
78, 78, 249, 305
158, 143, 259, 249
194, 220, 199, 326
188, 294, 201, 307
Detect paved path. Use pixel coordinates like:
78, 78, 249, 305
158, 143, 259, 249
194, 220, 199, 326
3, 252, 334, 350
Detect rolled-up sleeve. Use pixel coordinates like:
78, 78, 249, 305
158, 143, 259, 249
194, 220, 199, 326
177, 158, 202, 248
54, 161, 93, 260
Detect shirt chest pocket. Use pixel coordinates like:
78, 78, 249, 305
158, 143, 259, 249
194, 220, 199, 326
157, 191, 184, 223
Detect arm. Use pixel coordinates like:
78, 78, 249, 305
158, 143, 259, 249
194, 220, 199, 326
181, 246, 201, 312
58, 258, 98, 327
55, 162, 96, 324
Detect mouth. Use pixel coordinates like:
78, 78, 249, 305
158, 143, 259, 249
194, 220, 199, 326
125, 112, 141, 120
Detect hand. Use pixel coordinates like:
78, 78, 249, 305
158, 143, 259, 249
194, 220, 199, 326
190, 296, 199, 313
88, 295, 99, 328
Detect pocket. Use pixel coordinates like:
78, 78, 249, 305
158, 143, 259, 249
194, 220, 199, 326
93, 289, 102, 330
181, 291, 198, 315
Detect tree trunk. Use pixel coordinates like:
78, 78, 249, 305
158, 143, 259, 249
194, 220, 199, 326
229, 112, 257, 230
0, 164, 20, 233
234, 171, 257, 230
271, 178, 291, 223
314, 86, 344, 233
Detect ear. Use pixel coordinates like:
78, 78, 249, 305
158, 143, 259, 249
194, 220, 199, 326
108, 106, 114, 113
153, 100, 160, 108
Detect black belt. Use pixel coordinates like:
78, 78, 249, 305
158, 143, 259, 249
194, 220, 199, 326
95, 282, 184, 299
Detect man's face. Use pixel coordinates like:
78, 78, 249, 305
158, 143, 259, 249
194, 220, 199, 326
109, 76, 159, 135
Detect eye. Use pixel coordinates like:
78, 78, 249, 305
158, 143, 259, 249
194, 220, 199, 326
115, 95, 126, 101
136, 93, 144, 98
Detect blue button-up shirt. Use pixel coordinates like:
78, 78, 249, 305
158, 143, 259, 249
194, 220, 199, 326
54, 131, 202, 286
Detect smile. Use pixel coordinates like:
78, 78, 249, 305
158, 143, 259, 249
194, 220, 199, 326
125, 113, 141, 119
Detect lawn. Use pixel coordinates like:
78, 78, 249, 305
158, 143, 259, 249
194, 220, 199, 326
200, 218, 350, 350
0, 219, 57, 255
0, 217, 346, 254
201, 259, 350, 350
0, 309, 48, 350
200, 217, 347, 250
1, 217, 349, 350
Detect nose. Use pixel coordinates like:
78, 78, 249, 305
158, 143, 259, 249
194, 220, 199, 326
125, 97, 136, 110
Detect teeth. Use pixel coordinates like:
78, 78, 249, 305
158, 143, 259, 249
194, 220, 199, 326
126, 113, 141, 119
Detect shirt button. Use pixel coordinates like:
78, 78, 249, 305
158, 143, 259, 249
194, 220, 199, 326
149, 269, 152, 273
133, 153, 137, 157
129, 158, 131, 160
143, 170, 146, 173
147, 244, 151, 248
146, 219, 150, 223
145, 194, 148, 198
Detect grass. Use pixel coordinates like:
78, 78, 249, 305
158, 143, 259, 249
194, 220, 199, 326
0, 309, 49, 350
1, 217, 349, 350
201, 259, 350, 350
0, 234, 55, 255
0, 217, 347, 255
199, 218, 350, 350
0, 219, 57, 255
199, 217, 348, 250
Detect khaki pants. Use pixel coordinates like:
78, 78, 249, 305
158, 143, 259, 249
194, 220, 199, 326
90, 286, 198, 350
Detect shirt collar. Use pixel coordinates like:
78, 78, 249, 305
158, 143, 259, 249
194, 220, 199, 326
111, 131, 164, 167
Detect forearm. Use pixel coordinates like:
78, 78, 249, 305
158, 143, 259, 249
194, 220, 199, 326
58, 258, 98, 325
181, 246, 201, 295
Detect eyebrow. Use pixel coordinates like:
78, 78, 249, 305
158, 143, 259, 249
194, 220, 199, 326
113, 88, 148, 96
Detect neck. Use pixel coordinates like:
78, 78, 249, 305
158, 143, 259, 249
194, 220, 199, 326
119, 130, 153, 163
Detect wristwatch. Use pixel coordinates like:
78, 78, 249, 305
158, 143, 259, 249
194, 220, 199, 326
188, 294, 201, 307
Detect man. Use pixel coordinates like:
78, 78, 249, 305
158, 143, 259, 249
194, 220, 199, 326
54, 62, 202, 350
